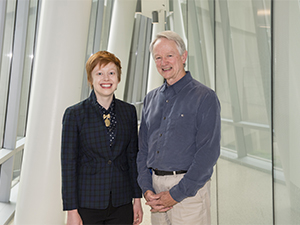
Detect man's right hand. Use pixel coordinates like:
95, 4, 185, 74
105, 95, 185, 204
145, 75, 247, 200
144, 190, 158, 202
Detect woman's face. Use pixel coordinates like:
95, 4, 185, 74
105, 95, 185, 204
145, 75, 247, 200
91, 62, 120, 100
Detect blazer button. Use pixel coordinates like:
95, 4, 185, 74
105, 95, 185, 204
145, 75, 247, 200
108, 160, 112, 165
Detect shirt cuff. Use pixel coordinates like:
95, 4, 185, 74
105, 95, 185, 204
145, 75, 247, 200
169, 185, 188, 202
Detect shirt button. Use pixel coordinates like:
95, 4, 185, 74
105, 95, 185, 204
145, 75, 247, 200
107, 160, 112, 165
157, 151, 159, 154
166, 100, 169, 103
159, 134, 162, 137
163, 117, 166, 120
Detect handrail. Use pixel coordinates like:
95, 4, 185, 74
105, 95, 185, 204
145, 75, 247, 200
0, 138, 25, 164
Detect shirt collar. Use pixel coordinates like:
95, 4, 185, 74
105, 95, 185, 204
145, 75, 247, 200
89, 90, 115, 114
160, 71, 192, 94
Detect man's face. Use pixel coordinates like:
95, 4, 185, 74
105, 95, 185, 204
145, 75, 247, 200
152, 38, 187, 85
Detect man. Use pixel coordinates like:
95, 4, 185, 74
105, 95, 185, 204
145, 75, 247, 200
137, 30, 221, 225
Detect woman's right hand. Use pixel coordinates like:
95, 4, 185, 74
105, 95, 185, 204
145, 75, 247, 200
67, 209, 83, 225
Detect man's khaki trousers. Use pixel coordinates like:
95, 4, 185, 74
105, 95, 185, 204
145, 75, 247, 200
151, 173, 211, 225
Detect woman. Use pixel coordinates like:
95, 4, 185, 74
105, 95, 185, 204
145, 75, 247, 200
61, 51, 143, 225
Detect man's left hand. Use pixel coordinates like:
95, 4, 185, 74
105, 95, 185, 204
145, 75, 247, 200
146, 191, 178, 212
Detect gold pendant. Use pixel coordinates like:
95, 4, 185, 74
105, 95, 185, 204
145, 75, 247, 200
104, 118, 110, 127
103, 114, 111, 127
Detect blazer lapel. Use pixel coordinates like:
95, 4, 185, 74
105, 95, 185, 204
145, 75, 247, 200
112, 100, 127, 157
88, 91, 113, 159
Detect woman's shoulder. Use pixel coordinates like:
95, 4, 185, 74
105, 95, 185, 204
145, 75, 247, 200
66, 98, 88, 110
115, 98, 135, 109
63, 98, 92, 118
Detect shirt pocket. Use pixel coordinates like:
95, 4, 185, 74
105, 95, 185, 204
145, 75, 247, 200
171, 112, 196, 144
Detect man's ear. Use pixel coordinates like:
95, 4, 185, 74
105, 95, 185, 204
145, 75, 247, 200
182, 50, 188, 63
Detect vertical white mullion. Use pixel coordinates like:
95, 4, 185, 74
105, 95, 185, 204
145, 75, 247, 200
132, 17, 147, 104
146, 11, 165, 93
141, 19, 151, 99
0, 0, 30, 203
93, 0, 104, 52
0, 0, 7, 64
173, 0, 187, 47
4, 0, 30, 150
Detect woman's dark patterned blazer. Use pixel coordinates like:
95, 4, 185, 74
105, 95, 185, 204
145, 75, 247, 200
61, 90, 142, 210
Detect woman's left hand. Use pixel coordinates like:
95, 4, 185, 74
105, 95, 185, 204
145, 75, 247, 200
133, 198, 143, 224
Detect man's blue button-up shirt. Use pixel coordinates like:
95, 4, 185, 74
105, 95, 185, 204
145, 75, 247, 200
137, 71, 221, 202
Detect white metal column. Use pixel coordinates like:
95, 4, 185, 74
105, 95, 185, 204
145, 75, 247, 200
14, 0, 92, 224
107, 0, 137, 100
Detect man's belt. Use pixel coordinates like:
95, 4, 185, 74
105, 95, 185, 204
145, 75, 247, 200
153, 169, 187, 176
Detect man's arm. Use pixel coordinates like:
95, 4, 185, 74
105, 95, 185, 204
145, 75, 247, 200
169, 92, 221, 202
136, 103, 155, 195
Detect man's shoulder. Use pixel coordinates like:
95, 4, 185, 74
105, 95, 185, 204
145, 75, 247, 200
145, 85, 164, 99
190, 77, 211, 89
187, 79, 216, 96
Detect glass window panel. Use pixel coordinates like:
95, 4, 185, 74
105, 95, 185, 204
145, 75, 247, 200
11, 149, 23, 187
216, 0, 272, 224
186, 0, 217, 223
273, 0, 300, 224
221, 123, 237, 151
187, 0, 214, 87
124, 13, 151, 121
0, 0, 17, 147
245, 128, 271, 161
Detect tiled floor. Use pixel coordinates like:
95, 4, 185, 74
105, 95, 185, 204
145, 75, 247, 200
7, 158, 300, 224
8, 199, 151, 225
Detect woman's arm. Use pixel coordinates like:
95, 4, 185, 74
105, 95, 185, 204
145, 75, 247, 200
61, 107, 80, 210
67, 209, 83, 225
133, 198, 143, 225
